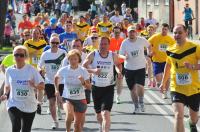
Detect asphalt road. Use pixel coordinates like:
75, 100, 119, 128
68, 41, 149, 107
0, 72, 199, 132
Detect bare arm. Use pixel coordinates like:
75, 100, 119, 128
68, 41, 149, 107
113, 53, 122, 74
160, 63, 171, 91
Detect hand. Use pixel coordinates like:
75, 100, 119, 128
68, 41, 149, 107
125, 52, 128, 60
78, 75, 85, 84
0, 94, 7, 101
117, 73, 123, 79
94, 68, 101, 75
29, 80, 36, 88
159, 83, 165, 93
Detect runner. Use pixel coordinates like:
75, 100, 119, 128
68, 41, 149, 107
109, 26, 124, 104
38, 36, 66, 129
83, 37, 122, 132
96, 14, 112, 38
18, 14, 33, 35
23, 28, 47, 114
76, 16, 90, 42
148, 23, 175, 99
44, 17, 65, 40
160, 24, 200, 132
0, 45, 44, 132
55, 49, 91, 132
59, 20, 78, 51
119, 26, 151, 114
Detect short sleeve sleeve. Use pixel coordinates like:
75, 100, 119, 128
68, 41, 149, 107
5, 69, 10, 86
119, 41, 126, 56
82, 68, 90, 81
196, 45, 200, 60
32, 67, 44, 85
61, 58, 69, 67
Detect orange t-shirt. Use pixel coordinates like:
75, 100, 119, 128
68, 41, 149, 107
18, 20, 33, 30
109, 37, 124, 63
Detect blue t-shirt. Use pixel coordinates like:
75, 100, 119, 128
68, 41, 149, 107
59, 32, 78, 43
184, 8, 192, 21
44, 26, 65, 39
43, 45, 67, 52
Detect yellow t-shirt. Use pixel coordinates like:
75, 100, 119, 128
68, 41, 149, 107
24, 39, 47, 67
97, 21, 112, 38
148, 33, 175, 62
166, 41, 200, 96
76, 22, 90, 41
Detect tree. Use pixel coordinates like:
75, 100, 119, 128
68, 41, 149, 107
0, 0, 8, 47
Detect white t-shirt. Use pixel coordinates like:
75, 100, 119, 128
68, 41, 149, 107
145, 18, 157, 25
119, 37, 150, 70
5, 64, 44, 113
110, 15, 122, 24
56, 65, 90, 100
38, 49, 66, 84
62, 52, 87, 67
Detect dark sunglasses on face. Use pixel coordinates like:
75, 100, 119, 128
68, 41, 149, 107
51, 42, 60, 45
14, 53, 25, 58
91, 37, 98, 40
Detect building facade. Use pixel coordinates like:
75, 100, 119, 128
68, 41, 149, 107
138, 0, 170, 25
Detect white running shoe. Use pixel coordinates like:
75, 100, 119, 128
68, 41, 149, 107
133, 107, 139, 114
140, 103, 145, 112
47, 108, 50, 114
162, 91, 168, 99
116, 96, 121, 104
52, 121, 59, 129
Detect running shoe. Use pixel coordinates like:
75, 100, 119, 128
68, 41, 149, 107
162, 91, 168, 99
57, 108, 62, 120
52, 121, 59, 129
116, 96, 121, 104
140, 103, 145, 112
188, 120, 198, 132
133, 107, 139, 114
47, 108, 50, 114
37, 104, 42, 115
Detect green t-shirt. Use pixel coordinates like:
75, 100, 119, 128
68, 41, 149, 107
1, 54, 15, 67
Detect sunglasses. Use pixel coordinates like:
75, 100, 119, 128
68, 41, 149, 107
51, 42, 60, 45
24, 34, 30, 36
91, 37, 98, 40
14, 53, 25, 58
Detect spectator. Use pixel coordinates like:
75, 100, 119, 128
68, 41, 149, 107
145, 12, 157, 25
23, 0, 32, 17
90, 2, 97, 19
4, 19, 13, 47
121, 2, 126, 16
183, 3, 194, 29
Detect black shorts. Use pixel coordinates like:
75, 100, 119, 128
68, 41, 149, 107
63, 98, 87, 113
171, 92, 200, 112
92, 85, 114, 113
124, 68, 146, 90
45, 84, 64, 99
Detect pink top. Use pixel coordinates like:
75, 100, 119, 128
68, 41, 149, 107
4, 24, 12, 36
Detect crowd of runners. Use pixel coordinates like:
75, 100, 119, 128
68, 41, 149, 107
0, 1, 199, 132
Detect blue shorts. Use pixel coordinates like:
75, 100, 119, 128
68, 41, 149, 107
152, 62, 166, 76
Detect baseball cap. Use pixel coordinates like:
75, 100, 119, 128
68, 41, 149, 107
50, 17, 57, 25
127, 26, 136, 32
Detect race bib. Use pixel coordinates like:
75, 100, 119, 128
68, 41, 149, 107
32, 56, 40, 65
51, 64, 59, 72
176, 73, 192, 85
131, 50, 139, 57
159, 44, 168, 52
98, 71, 108, 79
101, 27, 108, 32
69, 87, 81, 97
14, 87, 30, 101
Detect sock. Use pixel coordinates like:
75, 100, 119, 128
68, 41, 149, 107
139, 97, 144, 104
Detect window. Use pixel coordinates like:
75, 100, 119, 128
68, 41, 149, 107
147, 0, 151, 6
154, 0, 159, 5
164, 0, 169, 5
